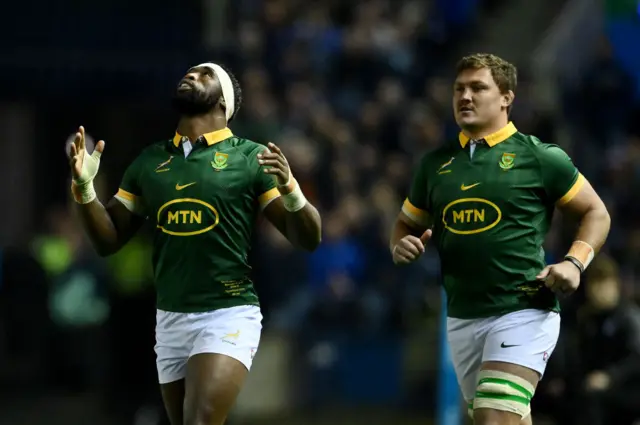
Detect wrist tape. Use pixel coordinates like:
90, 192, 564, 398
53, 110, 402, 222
71, 180, 96, 204
278, 176, 307, 212
564, 240, 595, 273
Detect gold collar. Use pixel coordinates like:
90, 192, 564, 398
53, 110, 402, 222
459, 122, 517, 148
173, 127, 233, 147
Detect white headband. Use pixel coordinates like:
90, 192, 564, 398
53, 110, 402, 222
197, 62, 235, 121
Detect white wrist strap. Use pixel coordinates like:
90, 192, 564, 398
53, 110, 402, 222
72, 180, 97, 204
279, 176, 307, 212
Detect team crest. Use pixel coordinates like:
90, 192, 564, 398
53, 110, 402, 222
437, 157, 455, 174
221, 330, 240, 345
499, 153, 516, 170
211, 152, 229, 171
155, 155, 174, 172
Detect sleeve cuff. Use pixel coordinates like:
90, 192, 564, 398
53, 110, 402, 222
402, 198, 430, 227
258, 187, 280, 210
114, 188, 144, 215
556, 173, 585, 206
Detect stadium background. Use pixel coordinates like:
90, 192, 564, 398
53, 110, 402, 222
0, 0, 639, 424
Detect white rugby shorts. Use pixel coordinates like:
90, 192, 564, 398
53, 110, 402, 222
154, 305, 262, 384
447, 308, 560, 401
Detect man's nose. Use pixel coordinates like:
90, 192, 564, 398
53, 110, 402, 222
460, 88, 473, 100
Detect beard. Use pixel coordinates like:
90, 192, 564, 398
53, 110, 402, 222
172, 87, 218, 116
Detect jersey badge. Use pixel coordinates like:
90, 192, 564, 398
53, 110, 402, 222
155, 155, 174, 173
499, 153, 516, 170
211, 152, 229, 171
437, 157, 455, 174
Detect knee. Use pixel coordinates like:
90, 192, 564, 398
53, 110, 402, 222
473, 416, 501, 425
474, 408, 523, 425
184, 401, 222, 425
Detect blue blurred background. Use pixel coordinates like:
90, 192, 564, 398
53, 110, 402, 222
1, 0, 640, 424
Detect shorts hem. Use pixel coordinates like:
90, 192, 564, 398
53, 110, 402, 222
158, 373, 186, 385
189, 347, 251, 372
480, 356, 547, 377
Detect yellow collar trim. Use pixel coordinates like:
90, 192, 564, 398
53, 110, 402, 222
459, 122, 517, 148
173, 127, 233, 147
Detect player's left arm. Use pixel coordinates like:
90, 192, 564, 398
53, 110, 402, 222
536, 145, 611, 293
257, 142, 322, 251
556, 176, 610, 259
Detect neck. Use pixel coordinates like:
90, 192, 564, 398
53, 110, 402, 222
177, 113, 227, 142
462, 116, 509, 140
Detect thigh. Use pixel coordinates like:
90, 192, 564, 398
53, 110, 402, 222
482, 309, 561, 378
160, 379, 185, 425
184, 353, 248, 425
190, 305, 263, 371
447, 316, 485, 402
155, 310, 194, 384
474, 362, 539, 425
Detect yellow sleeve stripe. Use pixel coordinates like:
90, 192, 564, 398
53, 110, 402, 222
402, 198, 430, 226
114, 189, 145, 216
556, 173, 585, 206
116, 188, 137, 201
258, 187, 280, 208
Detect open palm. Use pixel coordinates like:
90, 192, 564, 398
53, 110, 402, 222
69, 126, 105, 182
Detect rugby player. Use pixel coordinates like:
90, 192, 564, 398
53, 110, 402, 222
69, 62, 322, 425
390, 53, 611, 425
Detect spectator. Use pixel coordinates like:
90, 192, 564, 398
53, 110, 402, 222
571, 254, 640, 425
31, 202, 111, 398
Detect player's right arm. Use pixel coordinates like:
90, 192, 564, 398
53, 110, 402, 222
390, 155, 433, 265
69, 126, 144, 257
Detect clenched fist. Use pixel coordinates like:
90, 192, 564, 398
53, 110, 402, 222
392, 230, 432, 265
536, 260, 581, 295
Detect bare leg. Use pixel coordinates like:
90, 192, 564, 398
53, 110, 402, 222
160, 379, 185, 425
183, 353, 248, 425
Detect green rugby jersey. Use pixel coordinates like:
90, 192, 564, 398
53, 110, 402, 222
115, 128, 280, 312
402, 122, 584, 319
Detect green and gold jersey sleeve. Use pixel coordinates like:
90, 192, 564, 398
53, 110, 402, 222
536, 144, 584, 206
402, 153, 431, 227
248, 144, 280, 210
115, 154, 147, 216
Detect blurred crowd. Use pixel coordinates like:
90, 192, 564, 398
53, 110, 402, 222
1, 0, 640, 424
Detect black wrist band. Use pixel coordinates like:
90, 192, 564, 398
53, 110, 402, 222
564, 256, 584, 273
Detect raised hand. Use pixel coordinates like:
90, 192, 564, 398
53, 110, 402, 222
257, 142, 292, 193
69, 126, 105, 184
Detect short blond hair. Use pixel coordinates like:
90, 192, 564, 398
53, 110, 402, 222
456, 53, 517, 94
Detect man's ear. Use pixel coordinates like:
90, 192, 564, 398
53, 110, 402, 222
503, 90, 515, 109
